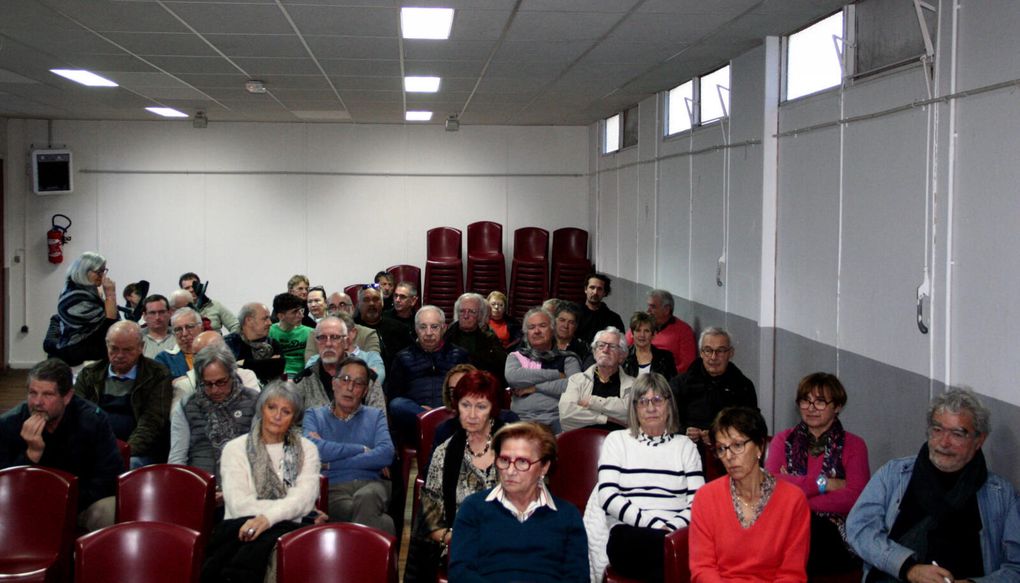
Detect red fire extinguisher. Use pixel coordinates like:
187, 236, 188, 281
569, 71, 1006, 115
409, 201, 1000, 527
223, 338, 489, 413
47, 214, 72, 264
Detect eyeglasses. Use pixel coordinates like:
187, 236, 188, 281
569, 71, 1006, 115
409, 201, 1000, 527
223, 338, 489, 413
93, 267, 109, 275
201, 378, 231, 390
797, 397, 832, 411
594, 341, 620, 352
495, 456, 542, 472
713, 438, 752, 458
315, 334, 346, 344
361, 283, 380, 290
637, 395, 668, 409
172, 322, 203, 335
701, 346, 732, 357
928, 424, 976, 444
333, 374, 369, 389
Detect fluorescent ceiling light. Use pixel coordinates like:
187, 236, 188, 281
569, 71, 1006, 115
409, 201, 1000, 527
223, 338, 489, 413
50, 69, 117, 87
401, 7, 454, 39
406, 111, 433, 122
145, 107, 188, 118
404, 76, 441, 93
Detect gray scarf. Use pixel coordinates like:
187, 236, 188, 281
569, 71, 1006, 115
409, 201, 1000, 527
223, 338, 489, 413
245, 418, 303, 500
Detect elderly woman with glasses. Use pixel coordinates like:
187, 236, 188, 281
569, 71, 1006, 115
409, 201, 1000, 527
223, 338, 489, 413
690, 406, 810, 583
449, 421, 589, 583
765, 373, 869, 576
45, 251, 119, 365
583, 373, 704, 582
168, 344, 260, 480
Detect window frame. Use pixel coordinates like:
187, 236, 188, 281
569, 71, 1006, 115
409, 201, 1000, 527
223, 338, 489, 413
782, 9, 847, 102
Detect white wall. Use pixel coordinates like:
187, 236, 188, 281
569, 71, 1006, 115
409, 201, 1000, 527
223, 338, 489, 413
4, 119, 589, 367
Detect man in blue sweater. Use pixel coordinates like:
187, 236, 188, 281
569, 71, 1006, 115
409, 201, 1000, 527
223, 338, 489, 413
304, 356, 395, 535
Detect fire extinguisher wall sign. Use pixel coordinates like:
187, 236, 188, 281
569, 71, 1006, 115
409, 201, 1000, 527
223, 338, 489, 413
47, 214, 72, 264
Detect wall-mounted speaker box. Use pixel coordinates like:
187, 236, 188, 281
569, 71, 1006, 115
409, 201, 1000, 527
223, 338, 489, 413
32, 149, 73, 195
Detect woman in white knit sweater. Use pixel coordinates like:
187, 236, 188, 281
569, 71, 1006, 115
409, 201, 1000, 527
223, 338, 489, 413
583, 373, 705, 582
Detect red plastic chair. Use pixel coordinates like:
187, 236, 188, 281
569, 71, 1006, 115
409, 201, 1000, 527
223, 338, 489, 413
547, 427, 609, 514
509, 227, 550, 319
551, 228, 589, 264
116, 464, 216, 542
318, 474, 329, 514
411, 408, 457, 525
386, 264, 421, 293
550, 228, 591, 303
513, 227, 549, 262
75, 521, 201, 583
0, 466, 78, 583
344, 283, 364, 301
277, 523, 398, 583
427, 227, 462, 261
466, 221, 506, 296
424, 228, 464, 321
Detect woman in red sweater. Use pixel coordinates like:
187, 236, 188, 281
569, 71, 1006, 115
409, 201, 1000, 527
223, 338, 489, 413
765, 373, 869, 576
690, 407, 810, 583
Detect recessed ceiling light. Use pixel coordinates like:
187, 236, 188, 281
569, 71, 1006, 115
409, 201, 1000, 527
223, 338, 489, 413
404, 76, 441, 93
145, 107, 188, 118
50, 69, 117, 87
406, 111, 433, 122
401, 7, 454, 40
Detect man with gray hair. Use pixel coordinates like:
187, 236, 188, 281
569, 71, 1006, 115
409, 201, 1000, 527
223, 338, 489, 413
669, 327, 755, 443
74, 320, 173, 467
224, 303, 283, 378
155, 307, 205, 379
558, 326, 634, 432
628, 289, 696, 374
847, 388, 1020, 582
292, 316, 386, 414
444, 292, 506, 385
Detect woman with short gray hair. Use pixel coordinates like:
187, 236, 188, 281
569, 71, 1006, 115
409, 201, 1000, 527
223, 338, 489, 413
45, 251, 119, 365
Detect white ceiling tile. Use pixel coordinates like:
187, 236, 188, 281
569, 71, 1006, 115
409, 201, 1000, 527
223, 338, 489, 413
520, 0, 642, 12
493, 41, 590, 64
305, 36, 400, 60
161, 3, 295, 35
333, 76, 402, 91
231, 58, 323, 76
403, 40, 497, 61
403, 60, 485, 77
144, 56, 241, 75
203, 35, 308, 59
319, 59, 402, 76
57, 0, 192, 33
284, 5, 397, 37
450, 9, 514, 41
505, 11, 620, 41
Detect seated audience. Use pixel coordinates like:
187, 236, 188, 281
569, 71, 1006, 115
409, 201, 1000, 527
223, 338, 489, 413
375, 270, 396, 311
74, 320, 173, 467
45, 251, 118, 365
558, 327, 634, 432
304, 357, 395, 534
505, 308, 581, 433
287, 274, 310, 300
387, 305, 469, 447
305, 286, 327, 323
168, 344, 259, 480
554, 301, 590, 363
765, 373, 869, 576
335, 311, 386, 388
170, 331, 260, 408
405, 370, 505, 582
168, 288, 195, 312
577, 273, 625, 345
449, 422, 589, 583
356, 285, 411, 367
584, 373, 704, 582
224, 302, 282, 372
384, 281, 419, 331
847, 388, 1020, 583
302, 293, 381, 361
669, 327, 756, 444
690, 406, 810, 582
434, 364, 520, 450
327, 291, 355, 316
445, 292, 507, 385
202, 381, 321, 583
179, 271, 240, 333
269, 292, 313, 378
627, 289, 696, 374
141, 293, 177, 358
292, 316, 385, 414
622, 311, 677, 380
156, 307, 204, 379
0, 358, 122, 531
486, 291, 521, 350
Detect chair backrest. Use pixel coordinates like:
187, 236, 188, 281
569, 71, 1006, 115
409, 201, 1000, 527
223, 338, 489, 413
344, 283, 365, 301
467, 221, 503, 257
75, 521, 202, 583
547, 427, 609, 514
277, 523, 398, 583
386, 264, 422, 292
318, 474, 329, 514
416, 407, 457, 471
664, 527, 691, 583
551, 228, 589, 263
0, 465, 78, 580
512, 227, 549, 262
427, 227, 462, 262
116, 464, 216, 539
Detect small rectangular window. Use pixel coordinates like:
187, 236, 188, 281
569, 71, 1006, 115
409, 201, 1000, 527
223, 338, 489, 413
786, 11, 844, 100
666, 80, 694, 136
622, 106, 638, 149
604, 114, 620, 154
700, 65, 730, 124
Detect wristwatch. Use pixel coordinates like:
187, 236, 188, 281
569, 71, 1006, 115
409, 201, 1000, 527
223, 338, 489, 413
816, 474, 828, 494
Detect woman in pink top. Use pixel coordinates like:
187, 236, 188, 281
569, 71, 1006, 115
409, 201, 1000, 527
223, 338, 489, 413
765, 373, 870, 576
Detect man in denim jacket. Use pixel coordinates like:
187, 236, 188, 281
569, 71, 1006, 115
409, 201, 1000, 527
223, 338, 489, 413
847, 388, 1020, 582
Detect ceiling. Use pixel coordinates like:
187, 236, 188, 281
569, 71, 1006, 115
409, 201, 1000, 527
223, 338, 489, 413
0, 0, 845, 126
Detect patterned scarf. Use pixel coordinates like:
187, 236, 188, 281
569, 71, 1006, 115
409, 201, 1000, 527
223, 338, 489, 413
637, 430, 675, 447
784, 418, 846, 479
243, 336, 276, 361
193, 376, 246, 450
245, 418, 303, 500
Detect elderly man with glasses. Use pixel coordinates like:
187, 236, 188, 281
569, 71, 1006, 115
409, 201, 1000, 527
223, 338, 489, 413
292, 316, 386, 416
444, 292, 507, 386
668, 327, 756, 444
558, 326, 635, 432
155, 307, 206, 379
847, 388, 1020, 583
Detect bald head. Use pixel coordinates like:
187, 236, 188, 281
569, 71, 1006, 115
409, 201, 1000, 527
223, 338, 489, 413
168, 289, 192, 311
192, 330, 224, 354
106, 321, 144, 375
327, 292, 355, 316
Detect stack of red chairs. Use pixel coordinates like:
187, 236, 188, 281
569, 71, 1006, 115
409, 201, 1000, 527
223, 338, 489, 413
550, 227, 591, 305
508, 227, 549, 319
423, 227, 463, 323
465, 221, 506, 297
386, 264, 421, 293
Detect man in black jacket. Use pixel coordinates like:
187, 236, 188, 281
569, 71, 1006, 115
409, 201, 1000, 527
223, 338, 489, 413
0, 358, 123, 531
669, 326, 757, 444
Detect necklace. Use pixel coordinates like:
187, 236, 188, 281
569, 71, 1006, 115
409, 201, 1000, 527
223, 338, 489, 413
466, 436, 491, 458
